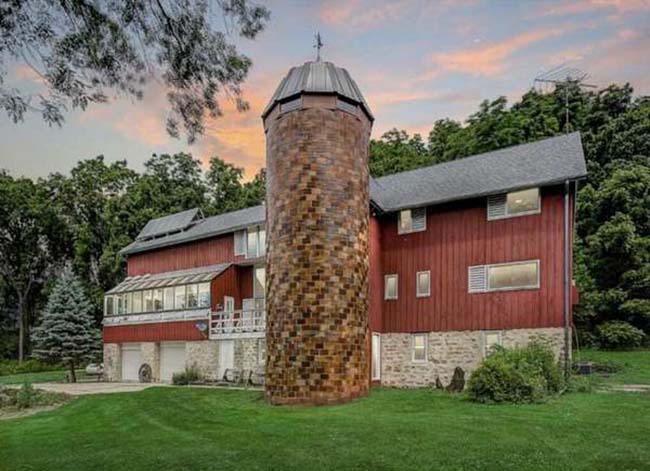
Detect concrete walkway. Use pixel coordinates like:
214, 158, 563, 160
29, 382, 166, 396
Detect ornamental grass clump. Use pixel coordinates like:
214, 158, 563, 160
468, 342, 564, 404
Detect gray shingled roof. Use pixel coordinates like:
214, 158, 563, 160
120, 133, 586, 256
371, 132, 587, 212
136, 208, 200, 241
262, 60, 373, 119
120, 205, 265, 256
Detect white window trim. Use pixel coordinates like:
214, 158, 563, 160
482, 331, 503, 357
245, 226, 266, 259
411, 334, 428, 363
384, 274, 398, 300
416, 270, 431, 298
487, 188, 541, 221
487, 259, 540, 292
398, 208, 427, 235
234, 230, 246, 256
371, 333, 381, 381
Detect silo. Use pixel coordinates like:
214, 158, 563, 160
262, 60, 374, 405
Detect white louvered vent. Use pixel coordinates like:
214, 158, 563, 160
487, 194, 507, 220
468, 265, 487, 293
234, 230, 246, 256
411, 208, 427, 232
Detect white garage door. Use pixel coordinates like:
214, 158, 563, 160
121, 344, 142, 381
160, 342, 186, 382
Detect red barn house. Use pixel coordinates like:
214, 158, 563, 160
102, 60, 587, 391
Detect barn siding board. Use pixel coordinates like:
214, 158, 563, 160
378, 186, 572, 333
103, 320, 204, 343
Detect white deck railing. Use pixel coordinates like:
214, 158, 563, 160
210, 309, 266, 338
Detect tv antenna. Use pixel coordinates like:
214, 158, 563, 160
314, 32, 324, 61
534, 64, 597, 133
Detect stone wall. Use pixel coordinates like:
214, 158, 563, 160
380, 327, 566, 388
186, 340, 219, 380
235, 338, 262, 372
103, 343, 121, 381
141, 342, 160, 382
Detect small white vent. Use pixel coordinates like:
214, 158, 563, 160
487, 194, 507, 220
468, 265, 487, 293
234, 230, 246, 256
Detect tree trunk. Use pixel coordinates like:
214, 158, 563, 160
17, 295, 25, 363
69, 362, 77, 383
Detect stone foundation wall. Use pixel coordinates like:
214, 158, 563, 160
186, 340, 219, 380
103, 343, 121, 381
235, 338, 262, 372
141, 342, 160, 382
380, 327, 566, 388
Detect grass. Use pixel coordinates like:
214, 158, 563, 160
1, 387, 649, 471
0, 369, 89, 385
573, 348, 650, 385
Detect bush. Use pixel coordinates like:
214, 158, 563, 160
596, 321, 646, 349
15, 383, 38, 409
0, 359, 60, 376
172, 365, 201, 385
467, 342, 564, 404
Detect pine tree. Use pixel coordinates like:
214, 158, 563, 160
32, 267, 101, 382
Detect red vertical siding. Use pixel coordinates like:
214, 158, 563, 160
103, 321, 205, 343
379, 186, 573, 333
238, 266, 254, 306
369, 215, 382, 332
127, 233, 244, 276
210, 266, 239, 311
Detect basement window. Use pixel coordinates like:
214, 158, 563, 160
483, 331, 503, 357
412, 334, 427, 362
384, 274, 398, 300
398, 208, 426, 234
487, 187, 540, 220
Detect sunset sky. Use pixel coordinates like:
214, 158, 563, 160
1, 0, 649, 180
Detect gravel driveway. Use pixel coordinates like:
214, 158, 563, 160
29, 382, 166, 396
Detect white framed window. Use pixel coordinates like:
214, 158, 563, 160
124, 292, 132, 314
412, 334, 427, 363
398, 207, 427, 234
234, 230, 246, 256
483, 331, 503, 357
163, 287, 174, 310
186, 284, 199, 308
245, 226, 266, 259
174, 285, 186, 309
371, 333, 381, 380
416, 271, 430, 298
132, 291, 143, 314
384, 274, 398, 300
198, 282, 211, 308
105, 296, 114, 316
153, 288, 163, 311
143, 290, 153, 312
468, 260, 540, 293
487, 187, 540, 220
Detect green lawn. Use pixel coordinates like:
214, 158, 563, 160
0, 369, 88, 385
573, 349, 650, 384
1, 387, 649, 471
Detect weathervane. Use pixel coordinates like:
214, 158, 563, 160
314, 32, 323, 61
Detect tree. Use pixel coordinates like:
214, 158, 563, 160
32, 267, 100, 382
206, 156, 246, 214
0, 0, 270, 142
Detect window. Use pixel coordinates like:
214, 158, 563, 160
487, 187, 540, 220
398, 208, 426, 234
116, 295, 123, 315
234, 230, 246, 256
175, 285, 186, 309
246, 226, 266, 258
257, 338, 266, 364
371, 333, 381, 381
254, 266, 266, 299
412, 334, 427, 362
483, 331, 502, 357
132, 291, 143, 314
468, 260, 540, 293
384, 274, 398, 300
153, 288, 163, 311
198, 283, 211, 308
186, 284, 198, 308
125, 292, 132, 314
143, 290, 153, 312
105, 296, 114, 316
416, 271, 430, 297
164, 287, 174, 310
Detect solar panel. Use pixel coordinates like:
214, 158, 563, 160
136, 208, 200, 241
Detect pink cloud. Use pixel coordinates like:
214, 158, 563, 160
544, 0, 650, 16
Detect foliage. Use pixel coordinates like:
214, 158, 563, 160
172, 365, 201, 385
0, 0, 270, 142
596, 321, 646, 350
15, 382, 38, 409
0, 382, 69, 410
31, 267, 101, 382
0, 359, 59, 376
467, 342, 564, 404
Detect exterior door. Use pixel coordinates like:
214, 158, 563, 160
121, 344, 142, 381
218, 340, 234, 379
371, 333, 381, 381
160, 342, 186, 382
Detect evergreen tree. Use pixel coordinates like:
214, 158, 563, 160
32, 267, 101, 382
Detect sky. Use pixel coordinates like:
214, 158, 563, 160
1, 0, 649, 180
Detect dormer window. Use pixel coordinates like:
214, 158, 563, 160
234, 226, 266, 258
488, 188, 540, 220
398, 208, 426, 234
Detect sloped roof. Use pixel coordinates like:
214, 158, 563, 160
371, 132, 587, 212
263, 60, 373, 119
120, 133, 586, 256
106, 263, 231, 294
120, 205, 265, 256
136, 207, 200, 241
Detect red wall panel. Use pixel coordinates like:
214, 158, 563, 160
211, 265, 240, 311
379, 186, 573, 333
103, 320, 205, 343
127, 233, 244, 276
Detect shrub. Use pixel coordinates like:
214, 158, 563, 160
16, 383, 38, 409
467, 342, 564, 404
172, 365, 201, 385
596, 321, 645, 349
0, 359, 60, 376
